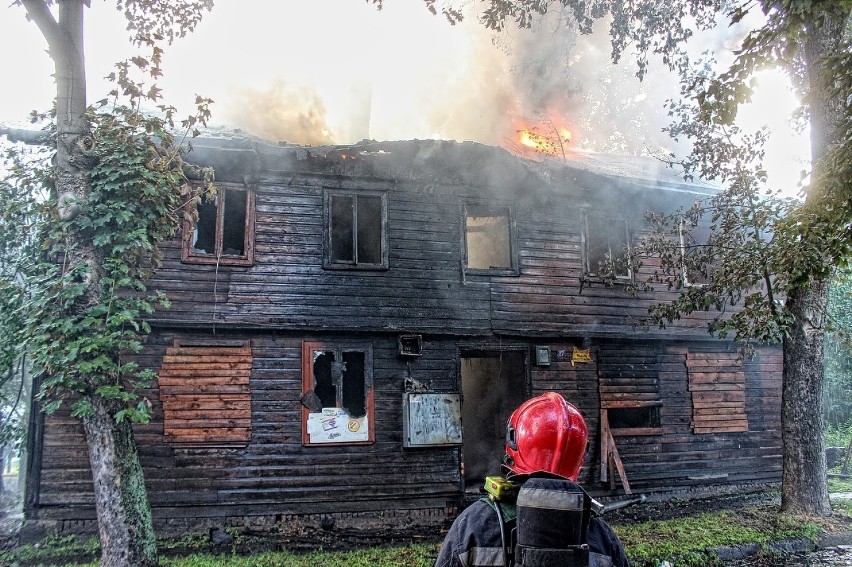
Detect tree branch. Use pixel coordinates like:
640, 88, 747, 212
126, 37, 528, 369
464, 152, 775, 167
0, 125, 51, 145
20, 0, 65, 53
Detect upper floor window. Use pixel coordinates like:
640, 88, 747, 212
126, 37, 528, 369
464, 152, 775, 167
182, 183, 255, 266
324, 190, 388, 270
583, 212, 631, 281
679, 221, 712, 286
464, 204, 517, 275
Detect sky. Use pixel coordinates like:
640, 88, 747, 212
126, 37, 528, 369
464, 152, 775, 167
0, 0, 810, 195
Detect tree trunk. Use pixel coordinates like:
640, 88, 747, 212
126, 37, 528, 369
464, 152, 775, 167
781, 282, 832, 515
22, 1, 159, 562
777, 2, 848, 517
82, 396, 158, 567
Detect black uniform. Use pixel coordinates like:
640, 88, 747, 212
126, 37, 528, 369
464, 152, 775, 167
434, 499, 630, 567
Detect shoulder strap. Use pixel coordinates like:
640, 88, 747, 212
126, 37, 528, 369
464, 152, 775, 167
482, 497, 517, 566
482, 496, 518, 523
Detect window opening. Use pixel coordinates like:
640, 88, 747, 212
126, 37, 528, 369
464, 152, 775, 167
193, 198, 218, 254
584, 213, 631, 279
302, 341, 374, 444
679, 221, 712, 286
183, 183, 255, 266
222, 189, 248, 255
609, 406, 660, 429
465, 205, 515, 273
326, 192, 386, 269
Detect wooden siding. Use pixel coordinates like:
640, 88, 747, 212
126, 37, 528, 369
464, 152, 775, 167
144, 140, 723, 340
27, 140, 783, 533
30, 334, 782, 529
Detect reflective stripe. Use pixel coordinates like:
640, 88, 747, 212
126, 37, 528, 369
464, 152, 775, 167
459, 546, 508, 566
517, 487, 585, 511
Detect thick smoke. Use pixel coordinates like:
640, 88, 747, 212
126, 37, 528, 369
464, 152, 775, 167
211, 1, 772, 165
225, 81, 335, 146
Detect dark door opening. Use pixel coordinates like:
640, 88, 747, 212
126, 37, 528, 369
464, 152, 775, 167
460, 350, 527, 491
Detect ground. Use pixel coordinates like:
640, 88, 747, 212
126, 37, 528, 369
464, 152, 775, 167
2, 482, 851, 565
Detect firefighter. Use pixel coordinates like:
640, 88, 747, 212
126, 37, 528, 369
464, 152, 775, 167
435, 392, 630, 567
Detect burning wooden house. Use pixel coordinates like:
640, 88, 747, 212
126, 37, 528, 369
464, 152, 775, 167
23, 136, 782, 536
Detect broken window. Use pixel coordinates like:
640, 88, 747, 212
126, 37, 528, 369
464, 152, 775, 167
182, 183, 255, 266
301, 341, 374, 445
608, 405, 661, 430
464, 204, 516, 274
324, 190, 387, 269
583, 212, 631, 280
679, 221, 712, 286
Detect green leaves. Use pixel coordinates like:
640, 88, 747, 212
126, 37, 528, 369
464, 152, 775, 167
2, 74, 213, 424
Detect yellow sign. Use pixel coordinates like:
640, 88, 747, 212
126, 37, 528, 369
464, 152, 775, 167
572, 348, 592, 364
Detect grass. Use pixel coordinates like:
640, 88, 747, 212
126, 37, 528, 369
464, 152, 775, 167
0, 541, 441, 567
2, 493, 849, 567
613, 507, 824, 567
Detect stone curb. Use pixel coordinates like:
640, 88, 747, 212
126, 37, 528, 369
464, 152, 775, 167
710, 530, 852, 562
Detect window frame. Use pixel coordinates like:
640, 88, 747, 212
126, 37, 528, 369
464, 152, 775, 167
582, 211, 632, 281
181, 182, 256, 267
462, 203, 519, 276
301, 341, 375, 446
678, 220, 712, 287
322, 189, 389, 271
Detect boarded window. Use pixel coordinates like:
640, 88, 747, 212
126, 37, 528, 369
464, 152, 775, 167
465, 204, 516, 273
598, 348, 662, 436
584, 212, 631, 280
159, 341, 252, 446
301, 341, 374, 445
324, 191, 387, 269
679, 221, 712, 286
687, 352, 748, 434
182, 183, 255, 266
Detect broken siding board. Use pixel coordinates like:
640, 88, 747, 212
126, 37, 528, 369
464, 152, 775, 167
159, 342, 253, 446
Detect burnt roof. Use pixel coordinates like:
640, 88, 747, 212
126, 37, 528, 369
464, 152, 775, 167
184, 134, 720, 205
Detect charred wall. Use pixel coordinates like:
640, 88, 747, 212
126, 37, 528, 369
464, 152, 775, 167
29, 333, 781, 534
26, 139, 782, 536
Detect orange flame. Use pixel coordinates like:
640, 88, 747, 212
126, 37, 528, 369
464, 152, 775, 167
515, 123, 573, 156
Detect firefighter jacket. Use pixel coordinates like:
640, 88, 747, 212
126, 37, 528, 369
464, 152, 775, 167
434, 499, 630, 567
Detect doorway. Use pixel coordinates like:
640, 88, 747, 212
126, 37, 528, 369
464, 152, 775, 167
460, 350, 527, 490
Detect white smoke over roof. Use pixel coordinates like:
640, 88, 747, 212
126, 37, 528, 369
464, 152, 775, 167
0, 0, 808, 194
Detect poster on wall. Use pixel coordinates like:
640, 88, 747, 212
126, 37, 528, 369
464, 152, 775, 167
403, 393, 462, 448
306, 407, 370, 444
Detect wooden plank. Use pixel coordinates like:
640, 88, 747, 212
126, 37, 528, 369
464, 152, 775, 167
689, 383, 745, 392
161, 400, 250, 412
694, 425, 749, 434
688, 372, 746, 383
164, 418, 251, 429
159, 367, 251, 377
159, 359, 252, 369
168, 345, 251, 355
163, 410, 250, 420
601, 399, 662, 409
690, 392, 746, 403
610, 427, 663, 437
164, 427, 251, 438
159, 375, 250, 387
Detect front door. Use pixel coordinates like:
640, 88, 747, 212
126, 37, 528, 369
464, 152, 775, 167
460, 350, 527, 490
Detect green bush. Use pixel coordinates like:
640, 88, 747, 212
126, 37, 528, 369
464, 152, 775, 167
825, 420, 852, 448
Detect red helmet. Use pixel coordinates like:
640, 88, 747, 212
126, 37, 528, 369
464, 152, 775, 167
503, 392, 588, 481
